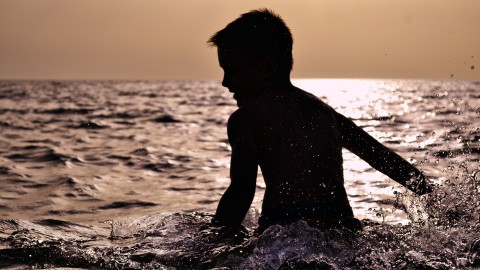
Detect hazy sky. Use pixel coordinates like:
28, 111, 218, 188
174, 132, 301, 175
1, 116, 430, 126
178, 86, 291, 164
0, 0, 479, 80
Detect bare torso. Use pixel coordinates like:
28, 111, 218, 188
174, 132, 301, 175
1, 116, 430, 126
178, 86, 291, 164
238, 87, 352, 223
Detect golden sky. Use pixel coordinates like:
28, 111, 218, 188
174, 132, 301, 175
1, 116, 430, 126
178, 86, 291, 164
0, 0, 479, 80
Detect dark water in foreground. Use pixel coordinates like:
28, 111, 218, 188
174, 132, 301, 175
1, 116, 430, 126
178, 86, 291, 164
0, 80, 479, 269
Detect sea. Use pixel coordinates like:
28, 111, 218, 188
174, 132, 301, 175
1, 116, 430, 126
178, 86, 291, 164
0, 79, 479, 269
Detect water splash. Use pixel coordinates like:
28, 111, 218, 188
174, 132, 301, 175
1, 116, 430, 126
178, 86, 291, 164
2, 184, 480, 270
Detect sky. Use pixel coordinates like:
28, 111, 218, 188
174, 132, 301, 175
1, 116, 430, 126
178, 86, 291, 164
0, 0, 479, 80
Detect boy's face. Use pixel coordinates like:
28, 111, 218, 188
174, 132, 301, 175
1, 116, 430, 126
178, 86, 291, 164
218, 47, 268, 107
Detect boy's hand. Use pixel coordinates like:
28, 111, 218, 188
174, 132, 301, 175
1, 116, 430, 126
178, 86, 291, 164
407, 173, 435, 195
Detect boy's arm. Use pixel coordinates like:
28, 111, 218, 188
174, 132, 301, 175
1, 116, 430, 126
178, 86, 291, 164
213, 110, 258, 227
335, 112, 433, 195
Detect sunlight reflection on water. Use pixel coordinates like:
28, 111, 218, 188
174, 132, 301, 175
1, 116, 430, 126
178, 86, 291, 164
294, 79, 390, 118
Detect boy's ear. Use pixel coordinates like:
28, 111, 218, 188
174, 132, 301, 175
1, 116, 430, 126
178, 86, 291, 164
260, 56, 278, 77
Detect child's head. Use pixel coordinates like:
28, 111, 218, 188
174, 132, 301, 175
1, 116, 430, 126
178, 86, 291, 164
208, 9, 293, 78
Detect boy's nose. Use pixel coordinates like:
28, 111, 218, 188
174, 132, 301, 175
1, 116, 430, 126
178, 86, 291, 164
221, 77, 232, 92
221, 77, 228, 88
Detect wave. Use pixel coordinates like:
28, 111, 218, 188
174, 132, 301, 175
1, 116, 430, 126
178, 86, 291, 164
0, 121, 33, 131
6, 146, 70, 164
98, 200, 159, 210
67, 121, 110, 129
33, 108, 94, 115
150, 114, 183, 123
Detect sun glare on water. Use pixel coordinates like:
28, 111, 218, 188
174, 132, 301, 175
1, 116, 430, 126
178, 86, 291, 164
293, 79, 393, 119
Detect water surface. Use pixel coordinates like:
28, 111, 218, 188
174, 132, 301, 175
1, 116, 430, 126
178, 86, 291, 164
0, 79, 479, 269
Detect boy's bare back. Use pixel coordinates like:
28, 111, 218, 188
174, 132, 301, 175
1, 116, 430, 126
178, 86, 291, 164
229, 86, 354, 230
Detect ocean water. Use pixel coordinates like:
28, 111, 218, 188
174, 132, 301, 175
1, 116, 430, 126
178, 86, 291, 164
0, 79, 479, 269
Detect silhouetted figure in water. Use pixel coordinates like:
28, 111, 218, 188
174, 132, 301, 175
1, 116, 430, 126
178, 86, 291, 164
208, 9, 433, 233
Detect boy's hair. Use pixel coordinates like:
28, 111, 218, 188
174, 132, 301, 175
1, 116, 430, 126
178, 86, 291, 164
208, 8, 293, 76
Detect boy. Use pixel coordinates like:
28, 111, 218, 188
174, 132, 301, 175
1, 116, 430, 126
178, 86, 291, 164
208, 9, 432, 233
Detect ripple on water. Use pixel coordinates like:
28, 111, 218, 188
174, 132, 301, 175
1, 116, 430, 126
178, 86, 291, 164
98, 200, 159, 210
5, 145, 70, 165
150, 114, 183, 123
33, 107, 94, 115
68, 121, 110, 129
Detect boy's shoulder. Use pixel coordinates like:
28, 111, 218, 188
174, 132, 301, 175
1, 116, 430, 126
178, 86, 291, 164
227, 96, 264, 123
234, 86, 333, 112
228, 87, 338, 130
227, 106, 255, 135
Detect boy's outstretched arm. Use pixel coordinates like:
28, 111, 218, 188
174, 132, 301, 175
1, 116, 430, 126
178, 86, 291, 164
213, 110, 258, 227
335, 112, 433, 195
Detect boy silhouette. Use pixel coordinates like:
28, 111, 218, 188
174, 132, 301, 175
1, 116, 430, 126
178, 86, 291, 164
208, 9, 432, 233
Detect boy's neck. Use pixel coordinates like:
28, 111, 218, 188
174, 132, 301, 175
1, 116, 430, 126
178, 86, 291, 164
265, 77, 294, 92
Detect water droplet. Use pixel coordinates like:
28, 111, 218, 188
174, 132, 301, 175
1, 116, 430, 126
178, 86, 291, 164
457, 258, 468, 267
476, 107, 480, 116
